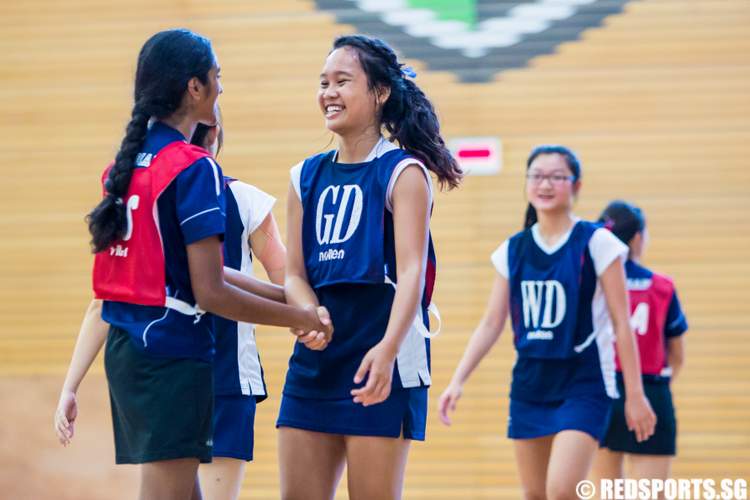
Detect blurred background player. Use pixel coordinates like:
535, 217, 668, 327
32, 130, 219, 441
592, 200, 688, 487
438, 145, 656, 500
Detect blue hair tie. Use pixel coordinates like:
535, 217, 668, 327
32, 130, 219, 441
401, 66, 417, 79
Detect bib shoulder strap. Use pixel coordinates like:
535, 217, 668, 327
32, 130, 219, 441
147, 142, 213, 195
153, 141, 211, 168
384, 274, 442, 339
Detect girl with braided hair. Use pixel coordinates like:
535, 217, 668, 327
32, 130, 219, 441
56, 29, 329, 500
276, 34, 462, 499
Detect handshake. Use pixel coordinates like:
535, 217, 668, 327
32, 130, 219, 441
291, 305, 334, 351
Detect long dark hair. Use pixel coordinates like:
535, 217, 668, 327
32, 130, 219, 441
87, 29, 215, 252
598, 200, 646, 245
332, 35, 462, 190
523, 145, 582, 229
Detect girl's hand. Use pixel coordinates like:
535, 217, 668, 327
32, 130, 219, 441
55, 390, 78, 446
624, 393, 657, 442
296, 306, 333, 351
351, 341, 397, 406
437, 382, 464, 426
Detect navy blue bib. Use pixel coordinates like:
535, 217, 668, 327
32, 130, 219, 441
508, 221, 599, 359
300, 148, 413, 288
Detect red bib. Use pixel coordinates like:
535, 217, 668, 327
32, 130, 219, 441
616, 272, 675, 376
93, 141, 211, 307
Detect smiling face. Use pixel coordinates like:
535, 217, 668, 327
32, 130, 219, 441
318, 47, 382, 137
526, 153, 580, 215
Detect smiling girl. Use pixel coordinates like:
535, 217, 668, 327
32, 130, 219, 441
276, 35, 461, 500
438, 145, 656, 500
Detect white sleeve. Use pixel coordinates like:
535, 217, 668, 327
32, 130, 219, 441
228, 181, 276, 234
589, 228, 629, 276
490, 240, 510, 279
290, 162, 303, 200
385, 158, 433, 212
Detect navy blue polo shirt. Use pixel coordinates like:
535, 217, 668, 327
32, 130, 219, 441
102, 122, 226, 361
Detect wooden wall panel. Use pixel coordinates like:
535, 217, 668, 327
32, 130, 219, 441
1, 0, 747, 497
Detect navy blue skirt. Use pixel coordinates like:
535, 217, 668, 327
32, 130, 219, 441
212, 394, 257, 461
508, 394, 613, 441
277, 387, 427, 440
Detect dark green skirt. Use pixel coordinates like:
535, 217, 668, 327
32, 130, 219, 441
105, 327, 213, 464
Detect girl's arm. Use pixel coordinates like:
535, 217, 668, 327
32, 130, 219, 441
438, 274, 509, 425
284, 183, 320, 308
284, 182, 332, 350
55, 299, 109, 446
222, 212, 287, 303
186, 235, 327, 335
249, 212, 286, 286
223, 267, 284, 303
600, 259, 657, 442
667, 336, 685, 381
350, 166, 429, 406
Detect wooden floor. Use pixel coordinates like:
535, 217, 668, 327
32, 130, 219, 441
0, 0, 748, 498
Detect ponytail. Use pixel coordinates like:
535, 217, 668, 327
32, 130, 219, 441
384, 78, 462, 190
598, 200, 645, 245
87, 104, 149, 252
332, 35, 462, 190
524, 204, 538, 230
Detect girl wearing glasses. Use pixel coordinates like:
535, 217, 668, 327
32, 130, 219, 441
438, 145, 656, 499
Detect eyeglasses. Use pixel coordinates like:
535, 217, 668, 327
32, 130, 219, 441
526, 172, 576, 185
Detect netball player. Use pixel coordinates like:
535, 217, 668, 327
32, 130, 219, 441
592, 200, 687, 487
60, 29, 328, 500
56, 117, 293, 500
438, 146, 656, 500
277, 35, 462, 500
